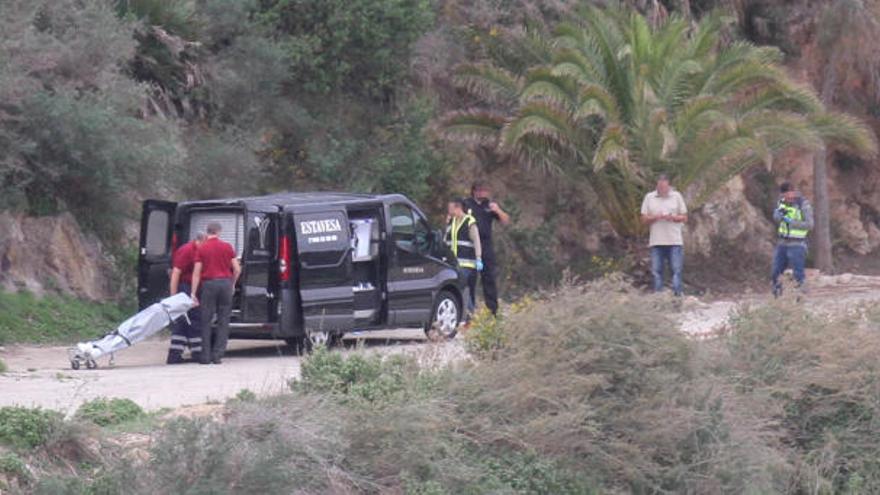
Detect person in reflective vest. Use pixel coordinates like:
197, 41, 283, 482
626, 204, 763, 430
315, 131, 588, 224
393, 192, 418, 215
445, 198, 483, 321
771, 182, 814, 297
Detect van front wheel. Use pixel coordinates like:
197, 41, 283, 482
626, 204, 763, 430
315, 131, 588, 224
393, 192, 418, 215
426, 290, 460, 341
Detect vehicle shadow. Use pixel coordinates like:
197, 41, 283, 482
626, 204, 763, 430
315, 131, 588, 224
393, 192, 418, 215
221, 336, 429, 358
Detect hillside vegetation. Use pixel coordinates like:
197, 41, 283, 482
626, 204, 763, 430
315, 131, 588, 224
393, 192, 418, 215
2, 0, 877, 300
4, 280, 880, 493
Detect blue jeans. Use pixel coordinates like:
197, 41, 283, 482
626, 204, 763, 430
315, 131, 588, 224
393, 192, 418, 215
651, 245, 683, 296
771, 243, 806, 293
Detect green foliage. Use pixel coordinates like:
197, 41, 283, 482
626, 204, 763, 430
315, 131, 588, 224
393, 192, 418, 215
0, 451, 30, 484
442, 6, 878, 238
294, 347, 437, 405
231, 389, 257, 403
0, 407, 61, 450
75, 398, 145, 427
464, 307, 506, 357
259, 0, 434, 97
0, 291, 125, 345
0, 359, 6, 374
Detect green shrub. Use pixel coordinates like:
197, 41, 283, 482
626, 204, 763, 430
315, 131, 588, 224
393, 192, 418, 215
0, 407, 61, 450
293, 347, 437, 405
231, 389, 257, 403
0, 451, 30, 484
75, 398, 145, 427
0, 359, 7, 373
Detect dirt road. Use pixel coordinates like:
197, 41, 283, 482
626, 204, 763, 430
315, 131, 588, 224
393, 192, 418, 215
0, 330, 457, 415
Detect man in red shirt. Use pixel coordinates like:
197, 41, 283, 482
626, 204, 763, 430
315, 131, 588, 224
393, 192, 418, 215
190, 222, 241, 365
167, 233, 206, 364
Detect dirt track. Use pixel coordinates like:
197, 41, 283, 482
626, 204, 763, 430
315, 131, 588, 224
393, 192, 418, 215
0, 330, 457, 415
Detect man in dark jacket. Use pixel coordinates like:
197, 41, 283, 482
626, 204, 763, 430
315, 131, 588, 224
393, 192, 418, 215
463, 182, 511, 316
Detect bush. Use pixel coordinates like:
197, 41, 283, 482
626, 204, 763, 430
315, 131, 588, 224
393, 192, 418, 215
0, 451, 31, 484
293, 347, 438, 405
75, 398, 145, 427
0, 407, 61, 450
0, 359, 6, 373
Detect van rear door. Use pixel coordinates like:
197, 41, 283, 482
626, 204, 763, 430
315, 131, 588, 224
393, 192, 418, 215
241, 206, 279, 323
137, 200, 177, 309
292, 206, 354, 333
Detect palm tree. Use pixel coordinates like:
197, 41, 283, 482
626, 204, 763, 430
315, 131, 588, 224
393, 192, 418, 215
441, 6, 877, 239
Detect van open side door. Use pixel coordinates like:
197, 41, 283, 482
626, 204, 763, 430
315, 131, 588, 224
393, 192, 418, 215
292, 206, 354, 333
137, 200, 177, 310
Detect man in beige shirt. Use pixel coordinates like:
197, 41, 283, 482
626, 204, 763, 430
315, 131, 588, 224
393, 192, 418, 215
640, 174, 688, 295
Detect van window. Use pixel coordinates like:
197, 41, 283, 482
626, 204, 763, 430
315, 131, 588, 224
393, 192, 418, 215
189, 210, 244, 255
145, 210, 169, 256
248, 214, 275, 258
390, 203, 415, 249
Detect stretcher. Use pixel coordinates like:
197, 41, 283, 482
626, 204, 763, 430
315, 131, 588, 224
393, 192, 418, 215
67, 293, 195, 370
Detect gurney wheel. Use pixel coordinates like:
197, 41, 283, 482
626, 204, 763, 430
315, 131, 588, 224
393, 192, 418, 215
86, 359, 97, 370
70, 360, 81, 370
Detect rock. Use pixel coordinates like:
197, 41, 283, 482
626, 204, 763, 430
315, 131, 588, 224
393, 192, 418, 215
684, 176, 775, 259
0, 212, 112, 300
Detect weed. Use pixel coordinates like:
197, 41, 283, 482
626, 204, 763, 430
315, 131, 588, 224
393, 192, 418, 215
464, 296, 533, 358
232, 388, 257, 403
0, 407, 61, 450
75, 398, 145, 427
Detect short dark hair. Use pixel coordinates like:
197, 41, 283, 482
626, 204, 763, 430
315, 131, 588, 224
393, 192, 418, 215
780, 182, 793, 193
471, 181, 489, 193
449, 198, 465, 209
206, 222, 223, 235
656, 173, 670, 183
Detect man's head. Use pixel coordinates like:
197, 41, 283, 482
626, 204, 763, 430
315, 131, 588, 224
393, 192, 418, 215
471, 181, 491, 202
447, 198, 466, 218
206, 222, 223, 236
780, 182, 798, 203
193, 232, 207, 246
656, 174, 671, 196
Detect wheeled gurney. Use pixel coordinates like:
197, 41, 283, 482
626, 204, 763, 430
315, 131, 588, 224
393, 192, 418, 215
67, 293, 195, 370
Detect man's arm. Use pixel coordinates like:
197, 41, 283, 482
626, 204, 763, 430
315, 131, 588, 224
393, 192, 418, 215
469, 223, 482, 260
232, 258, 242, 286
489, 202, 511, 225
190, 262, 202, 304
772, 199, 786, 223
169, 268, 182, 295
791, 200, 814, 230
671, 194, 688, 223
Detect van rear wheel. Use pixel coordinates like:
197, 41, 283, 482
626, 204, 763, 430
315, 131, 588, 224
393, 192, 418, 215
425, 290, 460, 341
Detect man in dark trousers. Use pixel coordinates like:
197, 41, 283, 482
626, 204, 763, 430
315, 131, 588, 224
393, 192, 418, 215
167, 233, 205, 364
445, 198, 483, 322
190, 222, 241, 364
464, 181, 511, 316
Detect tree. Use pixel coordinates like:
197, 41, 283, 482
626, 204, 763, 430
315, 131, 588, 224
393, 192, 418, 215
440, 6, 877, 239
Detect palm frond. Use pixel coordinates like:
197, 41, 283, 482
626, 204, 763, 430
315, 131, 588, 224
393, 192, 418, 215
453, 64, 522, 105
809, 112, 879, 157
520, 67, 578, 108
437, 110, 507, 144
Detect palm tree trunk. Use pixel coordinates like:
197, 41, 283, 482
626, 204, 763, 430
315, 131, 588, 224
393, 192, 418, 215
813, 75, 836, 274
813, 145, 834, 273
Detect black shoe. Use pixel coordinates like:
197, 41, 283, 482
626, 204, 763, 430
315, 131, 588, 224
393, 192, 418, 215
199, 359, 211, 365
212, 358, 222, 365
166, 352, 184, 365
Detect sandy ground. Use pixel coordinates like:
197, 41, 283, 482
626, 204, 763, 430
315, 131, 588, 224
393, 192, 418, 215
0, 329, 457, 415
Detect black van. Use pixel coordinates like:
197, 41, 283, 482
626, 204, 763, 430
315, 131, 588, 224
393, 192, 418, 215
137, 192, 468, 348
